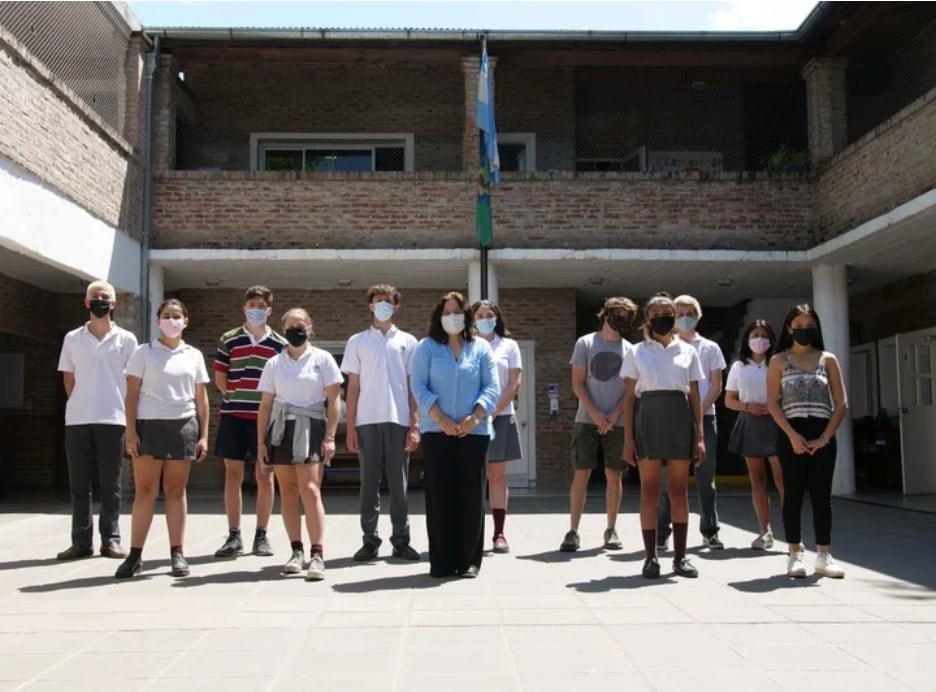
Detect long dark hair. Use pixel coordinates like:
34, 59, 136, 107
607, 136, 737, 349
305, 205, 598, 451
428, 291, 474, 344
775, 304, 825, 352
156, 298, 188, 318
471, 299, 510, 337
738, 319, 777, 363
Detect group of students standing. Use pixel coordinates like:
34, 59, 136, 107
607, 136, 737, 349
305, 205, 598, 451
55, 279, 847, 583
560, 293, 849, 580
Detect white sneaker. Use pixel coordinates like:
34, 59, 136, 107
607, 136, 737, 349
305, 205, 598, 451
281, 549, 303, 575
751, 531, 774, 550
787, 550, 807, 578
306, 554, 325, 581
814, 552, 845, 578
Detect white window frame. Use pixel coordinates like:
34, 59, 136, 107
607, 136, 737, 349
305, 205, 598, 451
498, 132, 536, 172
249, 132, 415, 172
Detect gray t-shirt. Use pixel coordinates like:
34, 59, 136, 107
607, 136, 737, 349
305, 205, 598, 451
570, 332, 632, 427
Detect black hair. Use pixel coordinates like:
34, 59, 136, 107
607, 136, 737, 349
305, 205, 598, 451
427, 291, 474, 344
775, 304, 826, 352
471, 299, 510, 337
737, 319, 778, 363
156, 298, 188, 318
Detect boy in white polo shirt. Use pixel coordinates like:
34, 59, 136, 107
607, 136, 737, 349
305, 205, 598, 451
342, 285, 421, 562
56, 280, 138, 560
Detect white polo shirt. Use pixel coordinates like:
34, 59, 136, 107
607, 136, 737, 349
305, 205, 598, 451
341, 325, 418, 427
726, 359, 768, 404
259, 346, 343, 413
490, 334, 522, 417
688, 334, 727, 416
58, 323, 138, 426
126, 340, 210, 420
620, 336, 703, 397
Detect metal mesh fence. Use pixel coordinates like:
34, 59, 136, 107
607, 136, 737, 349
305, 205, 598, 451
0, 0, 133, 132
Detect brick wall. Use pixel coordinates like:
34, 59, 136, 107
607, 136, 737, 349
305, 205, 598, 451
851, 270, 936, 344
152, 171, 815, 251
0, 29, 143, 236
169, 286, 577, 491
816, 88, 936, 242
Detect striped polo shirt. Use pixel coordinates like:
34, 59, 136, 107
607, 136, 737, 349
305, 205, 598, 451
214, 326, 288, 419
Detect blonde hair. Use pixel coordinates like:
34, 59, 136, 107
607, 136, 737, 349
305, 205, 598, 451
673, 294, 702, 319
85, 280, 116, 300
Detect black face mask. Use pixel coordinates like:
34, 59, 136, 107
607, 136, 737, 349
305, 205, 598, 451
606, 314, 629, 335
284, 328, 308, 347
89, 299, 112, 319
791, 327, 819, 347
649, 315, 675, 336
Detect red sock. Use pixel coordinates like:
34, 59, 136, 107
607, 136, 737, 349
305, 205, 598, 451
311, 543, 323, 558
492, 508, 506, 536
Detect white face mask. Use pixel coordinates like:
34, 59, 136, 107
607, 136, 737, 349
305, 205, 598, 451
373, 301, 395, 323
244, 308, 268, 327
441, 313, 465, 335
159, 317, 185, 339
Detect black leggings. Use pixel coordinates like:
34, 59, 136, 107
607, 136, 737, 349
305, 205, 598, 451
778, 417, 836, 546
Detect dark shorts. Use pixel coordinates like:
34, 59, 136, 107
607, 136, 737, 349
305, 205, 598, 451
635, 391, 692, 461
268, 419, 326, 465
214, 414, 258, 461
487, 415, 522, 463
570, 423, 625, 471
136, 418, 199, 461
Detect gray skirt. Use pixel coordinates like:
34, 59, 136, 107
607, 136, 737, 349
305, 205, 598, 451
635, 391, 693, 461
728, 411, 779, 457
268, 418, 326, 465
487, 415, 522, 463
136, 417, 199, 461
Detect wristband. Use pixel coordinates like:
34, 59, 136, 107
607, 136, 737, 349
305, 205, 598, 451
324, 436, 335, 442
472, 415, 481, 426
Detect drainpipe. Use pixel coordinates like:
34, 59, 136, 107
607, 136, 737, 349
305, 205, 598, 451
140, 35, 159, 343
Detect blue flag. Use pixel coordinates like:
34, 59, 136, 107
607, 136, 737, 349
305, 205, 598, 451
475, 42, 499, 247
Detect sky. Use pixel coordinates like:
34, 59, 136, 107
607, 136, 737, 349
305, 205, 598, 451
127, 0, 820, 32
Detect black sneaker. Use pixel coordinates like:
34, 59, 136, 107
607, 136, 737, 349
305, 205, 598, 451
673, 557, 699, 578
391, 544, 420, 561
252, 533, 274, 557
171, 553, 190, 577
214, 532, 243, 558
115, 555, 142, 579
559, 530, 580, 553
353, 542, 380, 562
702, 533, 725, 550
642, 558, 661, 579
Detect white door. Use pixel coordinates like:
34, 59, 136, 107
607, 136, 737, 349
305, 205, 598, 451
849, 343, 878, 419
897, 328, 936, 494
507, 341, 536, 488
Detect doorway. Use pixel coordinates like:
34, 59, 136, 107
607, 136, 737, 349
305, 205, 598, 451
897, 327, 936, 494
508, 341, 536, 488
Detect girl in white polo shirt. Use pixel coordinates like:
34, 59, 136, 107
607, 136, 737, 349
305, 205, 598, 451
117, 299, 210, 579
725, 319, 784, 551
621, 293, 704, 580
257, 308, 342, 581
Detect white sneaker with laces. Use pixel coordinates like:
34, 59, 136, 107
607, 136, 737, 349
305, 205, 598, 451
751, 531, 774, 550
281, 549, 303, 575
787, 550, 807, 578
814, 552, 845, 578
306, 554, 326, 581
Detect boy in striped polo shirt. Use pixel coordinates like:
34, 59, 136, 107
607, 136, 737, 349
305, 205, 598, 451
213, 286, 288, 558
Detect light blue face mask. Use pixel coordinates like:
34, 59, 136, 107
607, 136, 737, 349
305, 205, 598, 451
244, 308, 268, 326
475, 317, 497, 336
373, 301, 395, 322
676, 316, 698, 332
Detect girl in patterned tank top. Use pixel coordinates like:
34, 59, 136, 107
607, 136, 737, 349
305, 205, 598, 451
767, 305, 849, 580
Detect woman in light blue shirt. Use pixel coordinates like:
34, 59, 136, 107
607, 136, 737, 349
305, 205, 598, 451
410, 291, 500, 578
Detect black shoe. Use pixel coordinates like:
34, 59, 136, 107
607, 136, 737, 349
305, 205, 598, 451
391, 544, 420, 561
214, 533, 244, 558
252, 533, 274, 557
559, 530, 580, 553
673, 557, 699, 578
171, 553, 190, 577
642, 558, 661, 579
115, 556, 142, 579
353, 542, 380, 562
57, 545, 93, 561
461, 565, 480, 579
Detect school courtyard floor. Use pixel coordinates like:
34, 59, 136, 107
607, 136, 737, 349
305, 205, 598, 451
1, 488, 935, 692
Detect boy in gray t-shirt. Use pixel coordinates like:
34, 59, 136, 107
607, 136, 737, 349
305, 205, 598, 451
560, 297, 637, 553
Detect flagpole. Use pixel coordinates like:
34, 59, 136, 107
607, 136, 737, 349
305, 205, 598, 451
480, 35, 489, 300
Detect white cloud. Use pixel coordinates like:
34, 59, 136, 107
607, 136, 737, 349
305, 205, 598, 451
708, 0, 818, 31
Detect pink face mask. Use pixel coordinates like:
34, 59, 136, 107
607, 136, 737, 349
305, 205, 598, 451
749, 337, 771, 354
159, 317, 185, 339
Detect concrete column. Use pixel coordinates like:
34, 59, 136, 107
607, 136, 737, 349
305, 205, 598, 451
146, 264, 165, 343
811, 264, 855, 496
460, 54, 497, 173
468, 260, 499, 305
153, 55, 177, 172
802, 58, 848, 165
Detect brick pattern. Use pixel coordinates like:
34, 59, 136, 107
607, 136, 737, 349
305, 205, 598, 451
803, 58, 848, 164
152, 171, 815, 251
0, 31, 142, 236
851, 270, 936, 344
817, 88, 936, 242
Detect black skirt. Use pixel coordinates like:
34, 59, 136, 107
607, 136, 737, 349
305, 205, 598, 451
728, 412, 779, 457
635, 391, 693, 461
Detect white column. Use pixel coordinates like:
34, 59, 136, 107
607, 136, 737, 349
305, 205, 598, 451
468, 260, 499, 305
147, 264, 165, 343
811, 264, 854, 496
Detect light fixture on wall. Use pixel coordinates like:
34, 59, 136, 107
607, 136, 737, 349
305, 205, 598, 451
715, 278, 733, 287
336, 278, 352, 287
205, 279, 221, 287
588, 276, 604, 286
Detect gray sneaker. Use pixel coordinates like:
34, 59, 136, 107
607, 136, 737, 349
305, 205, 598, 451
281, 549, 303, 575
559, 530, 580, 553
702, 533, 725, 550
306, 554, 325, 581
603, 528, 622, 550
252, 533, 274, 557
